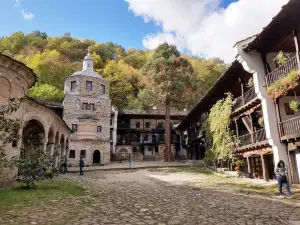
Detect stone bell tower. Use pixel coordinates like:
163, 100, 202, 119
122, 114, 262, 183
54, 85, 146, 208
63, 50, 112, 166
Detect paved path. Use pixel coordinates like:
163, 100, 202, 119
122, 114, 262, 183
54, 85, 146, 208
1, 168, 300, 225
68, 161, 199, 172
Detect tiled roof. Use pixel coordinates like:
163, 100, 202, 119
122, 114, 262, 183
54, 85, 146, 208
32, 99, 63, 108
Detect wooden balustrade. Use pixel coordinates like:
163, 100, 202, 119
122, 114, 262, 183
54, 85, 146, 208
233, 88, 256, 111
279, 116, 300, 137
265, 53, 300, 87
238, 129, 267, 147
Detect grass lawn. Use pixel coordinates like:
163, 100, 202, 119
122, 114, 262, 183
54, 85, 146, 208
0, 179, 85, 211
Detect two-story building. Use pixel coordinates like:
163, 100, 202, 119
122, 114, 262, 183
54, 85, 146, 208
176, 0, 300, 184
114, 108, 187, 161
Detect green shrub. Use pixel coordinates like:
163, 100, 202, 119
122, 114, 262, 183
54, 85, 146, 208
44, 170, 53, 179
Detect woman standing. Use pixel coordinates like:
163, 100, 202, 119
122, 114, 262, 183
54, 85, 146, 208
275, 160, 292, 197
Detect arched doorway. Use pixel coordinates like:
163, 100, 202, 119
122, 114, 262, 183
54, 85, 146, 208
93, 150, 101, 164
22, 119, 45, 158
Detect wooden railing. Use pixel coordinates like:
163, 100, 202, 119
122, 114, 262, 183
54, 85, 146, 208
279, 116, 300, 137
233, 88, 256, 111
265, 54, 300, 86
238, 129, 267, 147
117, 124, 174, 130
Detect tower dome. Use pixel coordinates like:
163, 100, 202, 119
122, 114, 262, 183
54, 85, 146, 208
71, 48, 103, 78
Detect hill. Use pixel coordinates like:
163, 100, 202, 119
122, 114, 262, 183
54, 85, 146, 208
0, 31, 227, 109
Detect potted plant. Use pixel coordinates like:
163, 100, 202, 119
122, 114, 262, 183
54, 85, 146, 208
247, 77, 254, 88
258, 117, 264, 128
233, 158, 244, 171
273, 51, 290, 66
289, 100, 300, 112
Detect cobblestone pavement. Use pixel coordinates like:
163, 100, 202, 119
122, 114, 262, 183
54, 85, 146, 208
1, 169, 300, 225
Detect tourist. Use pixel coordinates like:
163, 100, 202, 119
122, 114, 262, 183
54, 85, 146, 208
79, 156, 84, 176
275, 160, 292, 197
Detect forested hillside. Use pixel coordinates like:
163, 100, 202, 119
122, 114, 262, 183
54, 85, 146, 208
0, 31, 227, 109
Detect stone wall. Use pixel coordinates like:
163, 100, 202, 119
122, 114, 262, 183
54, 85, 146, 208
64, 69, 112, 167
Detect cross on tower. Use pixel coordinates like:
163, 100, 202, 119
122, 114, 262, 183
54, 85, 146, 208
87, 47, 91, 55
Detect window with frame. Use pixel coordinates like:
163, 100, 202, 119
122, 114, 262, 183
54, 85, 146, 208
86, 81, 92, 91
284, 103, 294, 115
145, 122, 150, 129
12, 139, 18, 148
71, 81, 76, 91
136, 122, 140, 128
100, 84, 106, 95
80, 150, 86, 158
97, 126, 102, 133
89, 103, 95, 111
72, 124, 77, 132
82, 102, 88, 110
157, 122, 164, 128
143, 134, 148, 141
69, 150, 76, 158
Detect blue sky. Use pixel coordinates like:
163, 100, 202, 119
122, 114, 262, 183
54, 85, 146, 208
0, 0, 236, 50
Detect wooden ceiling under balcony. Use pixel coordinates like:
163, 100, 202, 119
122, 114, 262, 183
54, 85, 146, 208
244, 0, 300, 53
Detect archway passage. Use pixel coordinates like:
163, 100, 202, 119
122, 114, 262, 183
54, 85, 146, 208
22, 119, 45, 157
93, 150, 101, 164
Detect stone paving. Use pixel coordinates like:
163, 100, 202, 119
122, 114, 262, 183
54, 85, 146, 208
67, 161, 195, 172
1, 168, 300, 225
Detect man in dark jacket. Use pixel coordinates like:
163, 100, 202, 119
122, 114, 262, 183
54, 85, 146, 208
79, 156, 84, 176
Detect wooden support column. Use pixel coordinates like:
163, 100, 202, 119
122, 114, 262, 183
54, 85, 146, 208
235, 119, 239, 138
261, 154, 269, 181
287, 146, 294, 185
247, 156, 253, 178
249, 114, 255, 144
260, 53, 271, 87
293, 29, 300, 69
239, 77, 245, 105
274, 98, 282, 137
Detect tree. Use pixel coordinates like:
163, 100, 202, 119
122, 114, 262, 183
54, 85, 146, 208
141, 43, 196, 161
14, 145, 52, 188
29, 83, 64, 102
24, 49, 80, 90
0, 98, 23, 173
203, 94, 238, 167
103, 61, 134, 108
0, 31, 26, 56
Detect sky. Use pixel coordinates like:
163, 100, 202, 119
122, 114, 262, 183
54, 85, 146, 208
0, 0, 289, 62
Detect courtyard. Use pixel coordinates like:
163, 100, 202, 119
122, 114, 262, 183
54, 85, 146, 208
1, 167, 300, 225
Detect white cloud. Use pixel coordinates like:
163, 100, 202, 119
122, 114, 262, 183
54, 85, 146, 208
22, 9, 34, 20
15, 0, 20, 7
125, 0, 288, 63
15, 0, 34, 21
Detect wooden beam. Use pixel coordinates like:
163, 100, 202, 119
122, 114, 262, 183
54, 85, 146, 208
247, 156, 253, 178
235, 119, 239, 138
261, 154, 269, 181
274, 98, 283, 137
293, 29, 300, 69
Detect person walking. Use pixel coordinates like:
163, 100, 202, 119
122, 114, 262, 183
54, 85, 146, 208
275, 160, 292, 197
79, 156, 84, 176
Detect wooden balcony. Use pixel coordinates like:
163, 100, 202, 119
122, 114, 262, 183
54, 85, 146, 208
117, 123, 171, 130
237, 129, 268, 151
265, 54, 300, 87
279, 116, 300, 141
232, 88, 260, 116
